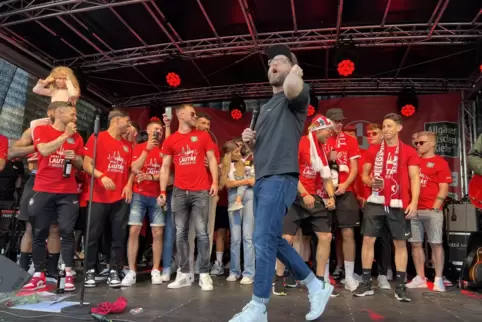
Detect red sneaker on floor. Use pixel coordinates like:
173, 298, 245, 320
65, 275, 75, 292
22, 272, 46, 291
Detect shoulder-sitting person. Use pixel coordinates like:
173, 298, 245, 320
33, 66, 80, 105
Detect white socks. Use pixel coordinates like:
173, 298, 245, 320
324, 262, 330, 281
344, 261, 355, 280
216, 252, 223, 264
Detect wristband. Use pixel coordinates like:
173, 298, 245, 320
328, 195, 335, 199
300, 192, 309, 198
160, 190, 166, 195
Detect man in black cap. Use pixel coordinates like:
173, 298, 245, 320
230, 45, 332, 322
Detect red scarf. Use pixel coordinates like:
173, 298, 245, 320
367, 140, 403, 208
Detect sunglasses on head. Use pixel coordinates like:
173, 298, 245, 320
414, 141, 426, 146
367, 131, 379, 137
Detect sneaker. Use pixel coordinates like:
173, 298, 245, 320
65, 274, 75, 292
121, 270, 136, 287
395, 285, 411, 302
161, 268, 171, 282
228, 301, 268, 322
331, 289, 340, 297
151, 269, 163, 285
353, 280, 374, 297
344, 277, 359, 292
240, 276, 254, 285
285, 275, 298, 288
377, 275, 391, 290
228, 203, 244, 212
443, 276, 452, 287
22, 272, 46, 291
210, 261, 224, 276
405, 275, 428, 288
199, 273, 213, 291
107, 270, 121, 287
433, 277, 446, 292
226, 274, 239, 282
305, 281, 334, 321
332, 266, 344, 279
84, 269, 96, 288
272, 276, 286, 296
95, 268, 109, 281
168, 271, 192, 289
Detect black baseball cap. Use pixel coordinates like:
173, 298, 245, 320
267, 45, 298, 65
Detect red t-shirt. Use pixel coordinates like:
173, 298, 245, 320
132, 142, 162, 198
298, 136, 322, 196
78, 171, 89, 207
84, 131, 132, 203
365, 142, 420, 208
418, 155, 452, 210
0, 134, 7, 161
207, 142, 220, 185
354, 149, 367, 199
324, 133, 361, 191
161, 130, 213, 191
33, 125, 84, 194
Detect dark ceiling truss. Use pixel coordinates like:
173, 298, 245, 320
0, 0, 150, 27
114, 78, 473, 107
56, 23, 482, 73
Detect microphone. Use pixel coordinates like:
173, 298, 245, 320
250, 106, 260, 130
93, 114, 100, 137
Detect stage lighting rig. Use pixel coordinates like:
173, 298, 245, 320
397, 89, 418, 117
229, 95, 246, 120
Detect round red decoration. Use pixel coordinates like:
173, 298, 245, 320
400, 104, 416, 117
307, 105, 315, 116
166, 72, 181, 87
337, 59, 355, 77
231, 109, 243, 120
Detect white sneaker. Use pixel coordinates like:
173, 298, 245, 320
226, 274, 239, 282
151, 269, 163, 285
199, 273, 213, 291
120, 270, 136, 287
229, 301, 268, 322
161, 268, 171, 282
433, 277, 446, 292
176, 267, 194, 283
344, 277, 359, 292
377, 275, 391, 290
210, 261, 224, 276
406, 275, 428, 288
240, 276, 254, 285
168, 271, 192, 289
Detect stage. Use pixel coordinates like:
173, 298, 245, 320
1, 272, 481, 322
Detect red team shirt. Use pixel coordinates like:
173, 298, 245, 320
207, 142, 221, 185
132, 141, 162, 198
33, 125, 84, 194
298, 136, 322, 195
162, 130, 214, 191
364, 142, 420, 208
324, 133, 361, 192
418, 155, 452, 210
84, 131, 132, 203
0, 134, 7, 161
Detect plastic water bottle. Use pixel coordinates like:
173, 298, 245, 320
56, 264, 66, 293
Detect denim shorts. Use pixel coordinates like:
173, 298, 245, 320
128, 193, 165, 226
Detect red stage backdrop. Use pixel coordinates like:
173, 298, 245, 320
122, 92, 462, 198
318, 93, 462, 199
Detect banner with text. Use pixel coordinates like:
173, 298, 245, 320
318, 93, 462, 198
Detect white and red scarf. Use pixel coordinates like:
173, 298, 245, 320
334, 132, 350, 173
367, 140, 403, 208
309, 132, 330, 180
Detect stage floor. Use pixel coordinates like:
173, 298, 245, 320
1, 273, 482, 322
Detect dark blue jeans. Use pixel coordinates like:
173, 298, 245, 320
252, 175, 314, 303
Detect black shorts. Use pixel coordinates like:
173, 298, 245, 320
333, 191, 360, 228
18, 174, 35, 221
283, 195, 332, 235
27, 192, 79, 229
214, 206, 229, 230
361, 203, 411, 240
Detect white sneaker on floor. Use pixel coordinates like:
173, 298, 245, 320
168, 271, 192, 289
406, 275, 428, 288
210, 261, 224, 276
306, 281, 333, 321
151, 269, 163, 285
433, 277, 446, 292
229, 301, 268, 322
377, 275, 391, 290
240, 276, 254, 285
199, 273, 213, 291
120, 270, 136, 287
344, 277, 359, 292
161, 268, 171, 282
226, 274, 239, 282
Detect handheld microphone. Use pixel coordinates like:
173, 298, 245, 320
250, 106, 260, 130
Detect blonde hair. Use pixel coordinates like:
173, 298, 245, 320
49, 66, 80, 94
417, 131, 437, 142
220, 140, 245, 190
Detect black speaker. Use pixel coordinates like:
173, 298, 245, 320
0, 254, 31, 292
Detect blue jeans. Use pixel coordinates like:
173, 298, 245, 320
252, 175, 314, 303
228, 188, 255, 278
162, 190, 175, 271
128, 193, 165, 226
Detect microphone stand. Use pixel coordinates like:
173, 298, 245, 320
62, 114, 100, 314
